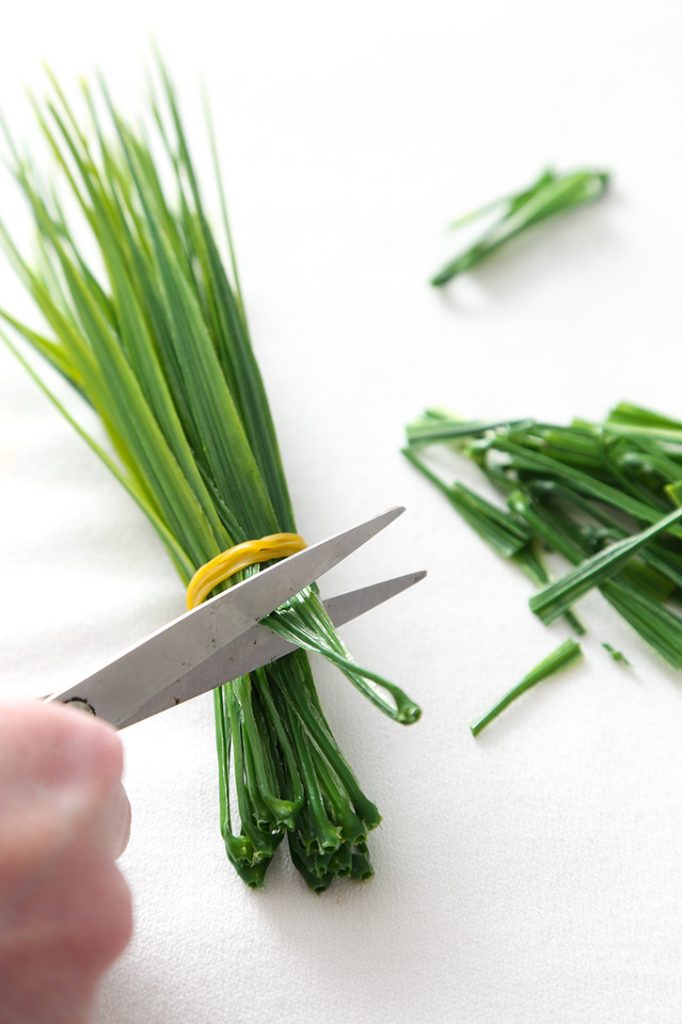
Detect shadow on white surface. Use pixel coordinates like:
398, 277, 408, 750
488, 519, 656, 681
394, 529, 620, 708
433, 198, 619, 313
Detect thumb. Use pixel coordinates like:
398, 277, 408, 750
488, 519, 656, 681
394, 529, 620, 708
98, 783, 132, 860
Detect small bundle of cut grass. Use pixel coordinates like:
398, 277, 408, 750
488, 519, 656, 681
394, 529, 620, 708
0, 63, 421, 891
430, 167, 609, 286
405, 404, 682, 670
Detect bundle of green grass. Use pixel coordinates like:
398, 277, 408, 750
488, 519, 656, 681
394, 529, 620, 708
0, 64, 420, 890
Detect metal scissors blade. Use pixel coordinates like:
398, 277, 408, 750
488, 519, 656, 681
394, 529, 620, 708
119, 570, 426, 728
48, 506, 409, 728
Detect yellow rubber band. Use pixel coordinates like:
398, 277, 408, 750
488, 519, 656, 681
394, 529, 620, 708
186, 532, 307, 610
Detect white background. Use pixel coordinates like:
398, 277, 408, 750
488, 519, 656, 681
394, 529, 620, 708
1, 2, 681, 1021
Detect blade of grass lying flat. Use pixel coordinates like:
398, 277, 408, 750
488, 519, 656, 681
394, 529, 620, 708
494, 437, 682, 539
614, 439, 682, 490
402, 447, 529, 558
404, 450, 585, 633
539, 426, 606, 473
450, 481, 530, 556
601, 579, 682, 669
524, 481, 682, 595
606, 402, 682, 437
510, 489, 682, 665
529, 507, 682, 626
508, 489, 588, 565
406, 415, 531, 447
470, 639, 583, 736
509, 545, 586, 635
597, 435, 672, 513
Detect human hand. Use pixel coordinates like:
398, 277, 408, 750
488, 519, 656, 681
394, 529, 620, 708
0, 701, 132, 1024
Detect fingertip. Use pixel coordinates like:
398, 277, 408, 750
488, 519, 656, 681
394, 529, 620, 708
82, 715, 124, 792
0, 700, 124, 793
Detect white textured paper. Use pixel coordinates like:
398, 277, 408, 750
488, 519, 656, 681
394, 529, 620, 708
1, 2, 682, 1021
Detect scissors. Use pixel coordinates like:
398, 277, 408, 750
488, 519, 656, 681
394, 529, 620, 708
47, 506, 425, 729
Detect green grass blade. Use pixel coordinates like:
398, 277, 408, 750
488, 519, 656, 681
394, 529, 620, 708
529, 507, 682, 626
470, 639, 583, 736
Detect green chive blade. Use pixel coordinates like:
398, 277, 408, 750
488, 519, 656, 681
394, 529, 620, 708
470, 639, 583, 737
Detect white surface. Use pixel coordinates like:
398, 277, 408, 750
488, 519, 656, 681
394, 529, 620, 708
1, 2, 682, 1021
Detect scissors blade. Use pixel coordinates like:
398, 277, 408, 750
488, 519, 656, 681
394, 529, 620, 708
49, 506, 405, 728
119, 570, 426, 729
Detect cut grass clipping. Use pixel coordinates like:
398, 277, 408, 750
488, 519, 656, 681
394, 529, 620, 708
0, 65, 421, 892
405, 404, 682, 726
470, 639, 583, 736
430, 167, 609, 287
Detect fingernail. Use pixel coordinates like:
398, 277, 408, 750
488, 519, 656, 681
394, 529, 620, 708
103, 784, 132, 859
